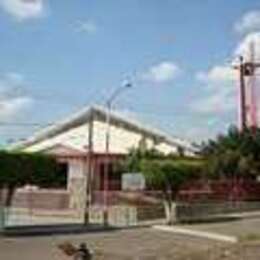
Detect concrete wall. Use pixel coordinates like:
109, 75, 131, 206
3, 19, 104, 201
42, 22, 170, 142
1, 189, 69, 210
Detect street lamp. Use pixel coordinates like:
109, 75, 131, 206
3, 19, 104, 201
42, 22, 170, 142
103, 80, 132, 225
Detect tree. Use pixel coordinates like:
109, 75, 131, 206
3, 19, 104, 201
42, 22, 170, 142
201, 126, 260, 179
125, 147, 164, 172
0, 151, 61, 208
125, 148, 203, 224
141, 159, 203, 224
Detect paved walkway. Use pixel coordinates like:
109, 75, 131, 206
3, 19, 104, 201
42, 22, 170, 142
153, 225, 238, 243
180, 217, 260, 239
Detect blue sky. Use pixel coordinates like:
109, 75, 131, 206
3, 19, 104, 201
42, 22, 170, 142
0, 0, 260, 145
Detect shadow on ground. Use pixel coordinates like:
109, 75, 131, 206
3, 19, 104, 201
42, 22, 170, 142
180, 215, 241, 225
2, 223, 116, 237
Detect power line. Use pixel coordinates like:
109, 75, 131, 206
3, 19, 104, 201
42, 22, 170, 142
0, 110, 194, 128
0, 121, 53, 127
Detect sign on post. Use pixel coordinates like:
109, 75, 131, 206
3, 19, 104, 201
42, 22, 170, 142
122, 173, 146, 191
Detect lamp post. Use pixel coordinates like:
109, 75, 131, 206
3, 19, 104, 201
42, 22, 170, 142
103, 81, 132, 225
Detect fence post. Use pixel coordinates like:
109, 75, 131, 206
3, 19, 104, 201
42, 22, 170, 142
171, 202, 177, 223
0, 205, 5, 234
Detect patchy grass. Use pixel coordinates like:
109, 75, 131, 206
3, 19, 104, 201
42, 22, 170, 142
239, 233, 260, 242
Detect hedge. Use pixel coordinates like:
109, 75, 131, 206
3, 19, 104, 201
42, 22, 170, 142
0, 151, 65, 188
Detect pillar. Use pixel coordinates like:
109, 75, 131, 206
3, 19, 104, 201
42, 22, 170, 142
67, 158, 88, 220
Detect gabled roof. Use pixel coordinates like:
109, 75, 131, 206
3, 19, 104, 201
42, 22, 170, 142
10, 105, 195, 152
41, 144, 86, 157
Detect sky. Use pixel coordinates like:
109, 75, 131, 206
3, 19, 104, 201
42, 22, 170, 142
0, 0, 260, 146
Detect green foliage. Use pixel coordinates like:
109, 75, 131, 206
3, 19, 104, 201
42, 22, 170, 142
125, 147, 164, 172
125, 147, 204, 198
201, 126, 260, 178
0, 151, 65, 207
141, 159, 202, 195
0, 151, 63, 188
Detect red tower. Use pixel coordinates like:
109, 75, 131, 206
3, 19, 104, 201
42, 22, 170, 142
235, 41, 260, 130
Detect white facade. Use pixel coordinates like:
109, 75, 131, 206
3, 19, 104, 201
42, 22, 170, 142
15, 106, 195, 156
23, 119, 182, 155
24, 123, 90, 153
92, 120, 178, 155
9, 106, 196, 217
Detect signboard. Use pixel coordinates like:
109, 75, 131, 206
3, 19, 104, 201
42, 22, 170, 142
122, 173, 146, 191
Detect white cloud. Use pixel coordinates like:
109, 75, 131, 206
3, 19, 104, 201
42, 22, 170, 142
234, 32, 260, 61
190, 18, 260, 132
0, 73, 33, 120
192, 32, 260, 116
191, 86, 236, 114
6, 72, 24, 83
196, 65, 235, 84
193, 61, 238, 115
142, 61, 181, 83
193, 63, 237, 114
0, 0, 45, 21
184, 125, 215, 142
0, 97, 32, 120
75, 20, 97, 34
235, 10, 260, 34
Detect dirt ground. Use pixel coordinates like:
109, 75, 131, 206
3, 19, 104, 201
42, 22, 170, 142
0, 227, 221, 260
0, 227, 260, 260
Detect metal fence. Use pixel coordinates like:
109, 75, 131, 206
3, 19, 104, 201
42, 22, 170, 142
89, 190, 166, 226
176, 201, 260, 222
3, 186, 260, 229
0, 187, 81, 229
177, 179, 260, 202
